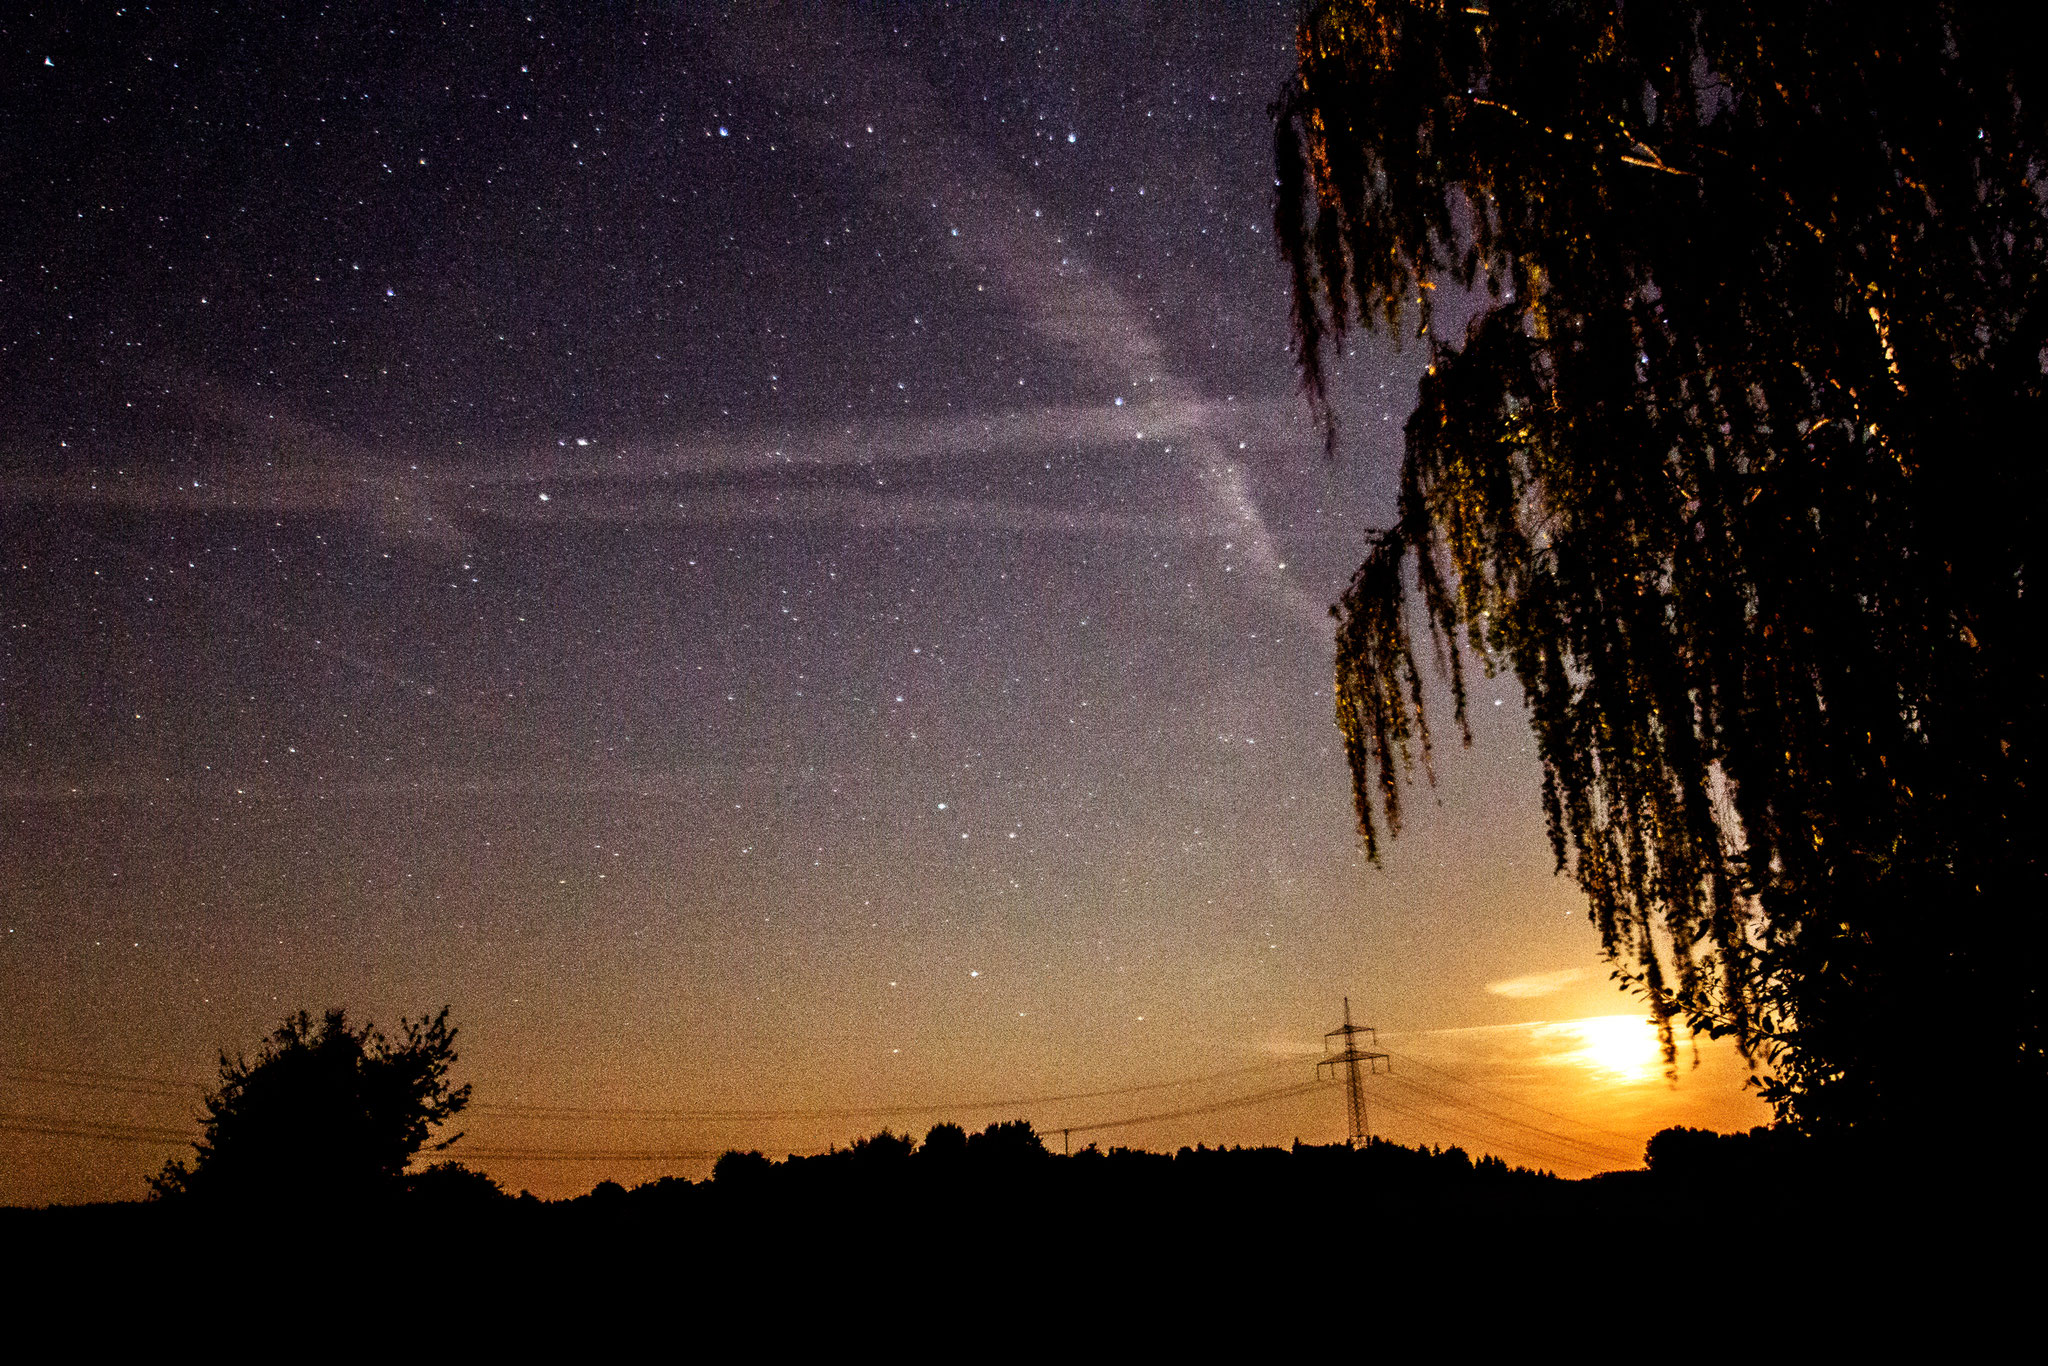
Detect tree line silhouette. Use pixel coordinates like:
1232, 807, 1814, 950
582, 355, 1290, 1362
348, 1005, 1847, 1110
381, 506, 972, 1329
12, 999, 2031, 1307
117, 1005, 1589, 1219
3, 1003, 1939, 1229
12, 1007, 2021, 1327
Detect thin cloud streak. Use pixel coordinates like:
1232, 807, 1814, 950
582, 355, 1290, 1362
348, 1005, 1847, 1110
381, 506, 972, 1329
0, 768, 754, 807
1485, 967, 1594, 1000
1, 395, 1281, 546
465, 483, 1232, 540
779, 16, 1333, 635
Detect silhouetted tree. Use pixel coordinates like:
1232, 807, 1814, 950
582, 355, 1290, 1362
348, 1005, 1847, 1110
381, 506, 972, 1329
919, 1122, 968, 1164
409, 1160, 508, 1209
712, 1149, 772, 1187
1274, 0, 2047, 1136
967, 1119, 1048, 1164
849, 1128, 915, 1166
150, 1006, 470, 1205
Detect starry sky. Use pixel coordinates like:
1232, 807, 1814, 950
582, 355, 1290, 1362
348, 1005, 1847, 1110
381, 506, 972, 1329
0, 2, 1765, 1204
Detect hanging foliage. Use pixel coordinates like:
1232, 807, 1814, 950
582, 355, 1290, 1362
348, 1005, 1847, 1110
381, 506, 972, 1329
1275, 0, 2046, 1132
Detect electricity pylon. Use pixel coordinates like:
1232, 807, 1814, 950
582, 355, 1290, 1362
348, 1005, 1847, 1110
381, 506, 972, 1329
1317, 996, 1390, 1147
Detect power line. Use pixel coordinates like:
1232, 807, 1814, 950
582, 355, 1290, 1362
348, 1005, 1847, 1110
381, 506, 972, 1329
1055, 1080, 1327, 1138
0, 1057, 1317, 1126
0, 1111, 193, 1146
0, 1058, 1329, 1169
1, 1048, 1647, 1175
460, 1080, 1329, 1164
1380, 1049, 1644, 1144
0, 1068, 204, 1100
457, 1146, 759, 1164
2, 1063, 205, 1089
1377, 1073, 1637, 1165
469, 1078, 1331, 1165
1353, 1090, 1603, 1174
0, 1087, 1610, 1177
470, 1057, 1314, 1123
1357, 1081, 1648, 1175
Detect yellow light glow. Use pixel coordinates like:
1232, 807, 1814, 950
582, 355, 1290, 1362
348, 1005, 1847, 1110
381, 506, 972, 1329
1543, 1014, 1662, 1083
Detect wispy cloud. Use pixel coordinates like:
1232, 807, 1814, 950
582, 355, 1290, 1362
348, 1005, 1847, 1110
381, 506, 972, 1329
1484, 967, 1593, 1000
1, 390, 1274, 549
0, 762, 787, 807
464, 481, 1231, 540
0, 390, 471, 552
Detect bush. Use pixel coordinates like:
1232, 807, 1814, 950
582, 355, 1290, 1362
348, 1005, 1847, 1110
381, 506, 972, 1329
150, 1006, 470, 1207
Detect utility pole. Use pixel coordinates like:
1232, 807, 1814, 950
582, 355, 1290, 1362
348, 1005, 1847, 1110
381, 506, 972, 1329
1317, 996, 1390, 1148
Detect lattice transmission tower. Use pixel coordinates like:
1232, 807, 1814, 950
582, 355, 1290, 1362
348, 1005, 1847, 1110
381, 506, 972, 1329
1317, 996, 1390, 1147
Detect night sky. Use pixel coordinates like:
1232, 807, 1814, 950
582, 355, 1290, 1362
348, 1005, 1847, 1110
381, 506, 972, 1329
0, 2, 1762, 1204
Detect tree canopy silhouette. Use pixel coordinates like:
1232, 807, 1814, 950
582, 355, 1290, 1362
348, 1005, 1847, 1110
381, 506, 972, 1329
1273, 0, 2045, 1134
151, 1006, 471, 1205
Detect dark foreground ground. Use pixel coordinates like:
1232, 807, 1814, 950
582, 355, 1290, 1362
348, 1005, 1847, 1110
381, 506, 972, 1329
7, 1129, 2033, 1255
4, 1130, 2034, 1344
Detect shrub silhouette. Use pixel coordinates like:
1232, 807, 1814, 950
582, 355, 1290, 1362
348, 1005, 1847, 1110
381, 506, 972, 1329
150, 1006, 470, 1206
